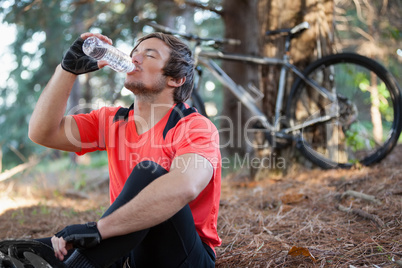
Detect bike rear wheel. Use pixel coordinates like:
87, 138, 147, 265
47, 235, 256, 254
287, 52, 402, 169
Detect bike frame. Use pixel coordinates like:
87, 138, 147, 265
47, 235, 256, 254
195, 48, 338, 138
144, 20, 402, 168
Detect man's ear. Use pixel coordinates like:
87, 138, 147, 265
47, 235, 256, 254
167, 77, 186, 88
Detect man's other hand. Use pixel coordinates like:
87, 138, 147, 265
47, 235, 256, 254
52, 222, 102, 260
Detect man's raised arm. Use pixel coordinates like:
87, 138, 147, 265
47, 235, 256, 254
29, 33, 110, 151
28, 65, 82, 152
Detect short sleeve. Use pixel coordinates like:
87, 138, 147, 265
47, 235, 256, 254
171, 114, 220, 167
72, 107, 118, 155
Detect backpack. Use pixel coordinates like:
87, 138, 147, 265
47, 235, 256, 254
0, 239, 65, 268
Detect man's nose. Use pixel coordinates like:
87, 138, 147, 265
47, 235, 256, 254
132, 54, 143, 64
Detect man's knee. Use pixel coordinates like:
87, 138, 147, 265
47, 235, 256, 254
102, 161, 168, 218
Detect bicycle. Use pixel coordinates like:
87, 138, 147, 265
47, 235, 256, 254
146, 21, 402, 169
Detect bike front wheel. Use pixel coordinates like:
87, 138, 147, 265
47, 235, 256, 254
287, 52, 402, 169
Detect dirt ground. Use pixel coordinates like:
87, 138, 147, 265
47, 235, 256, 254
0, 145, 401, 267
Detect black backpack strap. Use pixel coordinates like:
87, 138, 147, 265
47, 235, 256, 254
113, 103, 134, 123
163, 103, 197, 140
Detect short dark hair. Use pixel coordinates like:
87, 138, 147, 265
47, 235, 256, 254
131, 32, 195, 103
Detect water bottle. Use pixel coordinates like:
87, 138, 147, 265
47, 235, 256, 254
82, 36, 135, 73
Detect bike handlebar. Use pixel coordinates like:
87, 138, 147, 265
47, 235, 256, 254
144, 21, 241, 47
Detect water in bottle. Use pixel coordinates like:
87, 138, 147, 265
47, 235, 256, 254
82, 36, 135, 73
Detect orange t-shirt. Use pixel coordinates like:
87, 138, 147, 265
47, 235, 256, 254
72, 103, 222, 251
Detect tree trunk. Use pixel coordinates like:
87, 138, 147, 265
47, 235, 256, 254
365, 0, 382, 143
254, 0, 335, 178
221, 0, 260, 160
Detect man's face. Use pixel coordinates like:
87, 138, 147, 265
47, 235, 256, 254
124, 38, 171, 97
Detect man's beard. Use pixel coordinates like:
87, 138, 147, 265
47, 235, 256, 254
124, 76, 166, 100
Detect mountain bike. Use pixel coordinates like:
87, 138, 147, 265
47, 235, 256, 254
146, 21, 402, 169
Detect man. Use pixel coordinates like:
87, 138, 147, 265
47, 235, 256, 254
28, 31, 221, 267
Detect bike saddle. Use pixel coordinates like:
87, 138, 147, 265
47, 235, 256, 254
0, 239, 66, 268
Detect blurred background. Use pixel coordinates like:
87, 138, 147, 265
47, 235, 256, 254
0, 0, 401, 174
1, 2, 401, 265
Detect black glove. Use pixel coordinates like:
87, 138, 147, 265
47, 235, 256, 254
61, 37, 99, 75
55, 222, 102, 249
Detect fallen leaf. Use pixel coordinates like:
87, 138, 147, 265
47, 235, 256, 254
287, 246, 317, 262
281, 193, 306, 204
279, 204, 293, 213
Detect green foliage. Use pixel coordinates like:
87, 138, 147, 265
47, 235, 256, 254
0, 0, 225, 170
335, 0, 402, 86
0, 0, 206, 169
357, 75, 394, 123
81, 151, 109, 168
62, 208, 79, 218
95, 206, 107, 218
11, 208, 25, 225
345, 123, 375, 151
74, 175, 87, 191
1, 0, 400, 170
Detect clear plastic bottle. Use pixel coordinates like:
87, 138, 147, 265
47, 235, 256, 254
82, 36, 135, 73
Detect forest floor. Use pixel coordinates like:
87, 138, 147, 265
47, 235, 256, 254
0, 145, 401, 267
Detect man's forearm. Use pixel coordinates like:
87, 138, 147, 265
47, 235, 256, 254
29, 65, 77, 145
97, 170, 193, 240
